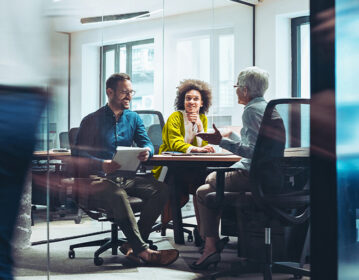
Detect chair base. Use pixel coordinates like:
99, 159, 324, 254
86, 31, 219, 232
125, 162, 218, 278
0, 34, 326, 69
152, 221, 201, 244
68, 223, 125, 266
68, 222, 157, 266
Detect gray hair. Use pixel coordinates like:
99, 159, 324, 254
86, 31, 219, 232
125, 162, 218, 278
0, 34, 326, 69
236, 66, 269, 98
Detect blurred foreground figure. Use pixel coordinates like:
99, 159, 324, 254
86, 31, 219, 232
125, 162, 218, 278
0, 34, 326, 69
0, 1, 49, 279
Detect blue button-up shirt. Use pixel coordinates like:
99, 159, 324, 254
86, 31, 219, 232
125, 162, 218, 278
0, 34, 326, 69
73, 104, 154, 176
220, 97, 267, 171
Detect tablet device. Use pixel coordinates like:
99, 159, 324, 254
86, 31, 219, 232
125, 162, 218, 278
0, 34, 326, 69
112, 146, 148, 172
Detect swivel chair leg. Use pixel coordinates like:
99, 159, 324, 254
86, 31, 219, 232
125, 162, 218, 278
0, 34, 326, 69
264, 227, 273, 280
111, 223, 118, 255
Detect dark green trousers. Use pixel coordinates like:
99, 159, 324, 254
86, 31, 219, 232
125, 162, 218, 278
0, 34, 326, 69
85, 174, 168, 254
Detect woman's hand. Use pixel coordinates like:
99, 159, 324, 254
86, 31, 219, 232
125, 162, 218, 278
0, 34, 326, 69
187, 112, 203, 131
202, 145, 215, 153
190, 145, 215, 153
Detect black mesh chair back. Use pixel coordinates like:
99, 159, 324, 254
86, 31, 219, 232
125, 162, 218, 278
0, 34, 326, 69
135, 110, 165, 154
249, 98, 310, 223
59, 132, 70, 149
68, 127, 79, 150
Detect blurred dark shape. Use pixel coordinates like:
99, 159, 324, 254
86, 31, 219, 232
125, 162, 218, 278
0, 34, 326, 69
0, 86, 46, 280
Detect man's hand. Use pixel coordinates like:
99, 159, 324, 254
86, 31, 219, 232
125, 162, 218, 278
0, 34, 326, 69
196, 124, 222, 145
102, 160, 121, 174
138, 147, 151, 162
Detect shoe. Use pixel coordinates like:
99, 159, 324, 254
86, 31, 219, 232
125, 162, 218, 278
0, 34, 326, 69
119, 243, 131, 255
120, 244, 142, 265
216, 237, 229, 252
199, 237, 229, 254
126, 251, 141, 265
140, 249, 179, 266
189, 252, 221, 270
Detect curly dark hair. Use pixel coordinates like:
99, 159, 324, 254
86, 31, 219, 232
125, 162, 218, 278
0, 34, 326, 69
174, 79, 212, 114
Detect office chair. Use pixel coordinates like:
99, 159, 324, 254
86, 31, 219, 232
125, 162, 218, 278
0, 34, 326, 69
202, 98, 310, 280
68, 178, 152, 266
59, 131, 70, 149
134, 110, 165, 155
66, 127, 156, 266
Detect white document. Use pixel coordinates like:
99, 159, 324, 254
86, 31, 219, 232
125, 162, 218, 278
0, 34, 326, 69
112, 146, 148, 172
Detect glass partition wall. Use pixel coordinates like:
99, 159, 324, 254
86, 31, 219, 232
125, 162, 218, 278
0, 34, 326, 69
9, 0, 308, 278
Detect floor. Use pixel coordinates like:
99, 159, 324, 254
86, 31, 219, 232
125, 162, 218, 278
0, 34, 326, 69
13, 206, 310, 280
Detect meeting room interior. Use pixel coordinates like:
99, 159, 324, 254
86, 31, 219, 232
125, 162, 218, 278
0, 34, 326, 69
3, 0, 358, 279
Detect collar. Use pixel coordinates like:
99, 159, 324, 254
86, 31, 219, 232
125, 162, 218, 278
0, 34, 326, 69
245, 97, 265, 108
104, 104, 128, 119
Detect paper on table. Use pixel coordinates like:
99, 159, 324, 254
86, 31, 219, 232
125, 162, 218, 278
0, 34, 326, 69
113, 146, 148, 172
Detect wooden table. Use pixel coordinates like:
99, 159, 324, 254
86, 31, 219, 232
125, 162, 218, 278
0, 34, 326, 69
33, 150, 71, 159
147, 154, 241, 244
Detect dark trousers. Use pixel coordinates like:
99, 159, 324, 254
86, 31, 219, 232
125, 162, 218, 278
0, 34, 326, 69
85, 174, 168, 254
0, 86, 46, 280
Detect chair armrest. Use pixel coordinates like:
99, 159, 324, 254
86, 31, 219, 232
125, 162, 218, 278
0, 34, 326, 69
206, 167, 240, 208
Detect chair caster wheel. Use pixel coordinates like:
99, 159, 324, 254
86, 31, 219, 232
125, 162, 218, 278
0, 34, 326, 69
94, 257, 104, 266
68, 250, 75, 259
187, 234, 193, 242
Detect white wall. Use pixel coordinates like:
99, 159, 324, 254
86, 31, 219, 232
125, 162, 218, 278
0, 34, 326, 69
49, 31, 69, 148
69, 4, 253, 127
255, 0, 309, 100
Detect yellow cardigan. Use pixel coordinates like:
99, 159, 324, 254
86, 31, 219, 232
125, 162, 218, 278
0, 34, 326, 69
152, 111, 208, 179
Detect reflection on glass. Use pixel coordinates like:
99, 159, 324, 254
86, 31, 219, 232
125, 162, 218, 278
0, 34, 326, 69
337, 1, 359, 279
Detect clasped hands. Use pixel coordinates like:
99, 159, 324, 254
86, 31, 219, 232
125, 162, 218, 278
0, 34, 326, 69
102, 147, 151, 174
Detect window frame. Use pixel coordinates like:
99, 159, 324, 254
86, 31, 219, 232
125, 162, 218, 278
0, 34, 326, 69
101, 38, 155, 106
291, 16, 310, 98
290, 16, 309, 147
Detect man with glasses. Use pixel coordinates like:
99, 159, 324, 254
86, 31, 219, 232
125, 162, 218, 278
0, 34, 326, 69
73, 73, 179, 266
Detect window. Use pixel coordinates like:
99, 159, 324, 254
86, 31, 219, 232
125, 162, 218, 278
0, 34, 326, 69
101, 39, 155, 109
290, 16, 310, 147
175, 29, 235, 127
291, 16, 310, 98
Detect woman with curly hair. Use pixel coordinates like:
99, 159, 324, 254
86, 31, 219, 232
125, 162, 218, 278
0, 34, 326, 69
153, 79, 215, 240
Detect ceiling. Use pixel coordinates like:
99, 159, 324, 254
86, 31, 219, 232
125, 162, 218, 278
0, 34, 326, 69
45, 0, 258, 33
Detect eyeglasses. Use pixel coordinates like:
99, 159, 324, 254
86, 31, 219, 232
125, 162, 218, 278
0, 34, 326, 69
233, 84, 240, 88
118, 90, 136, 97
